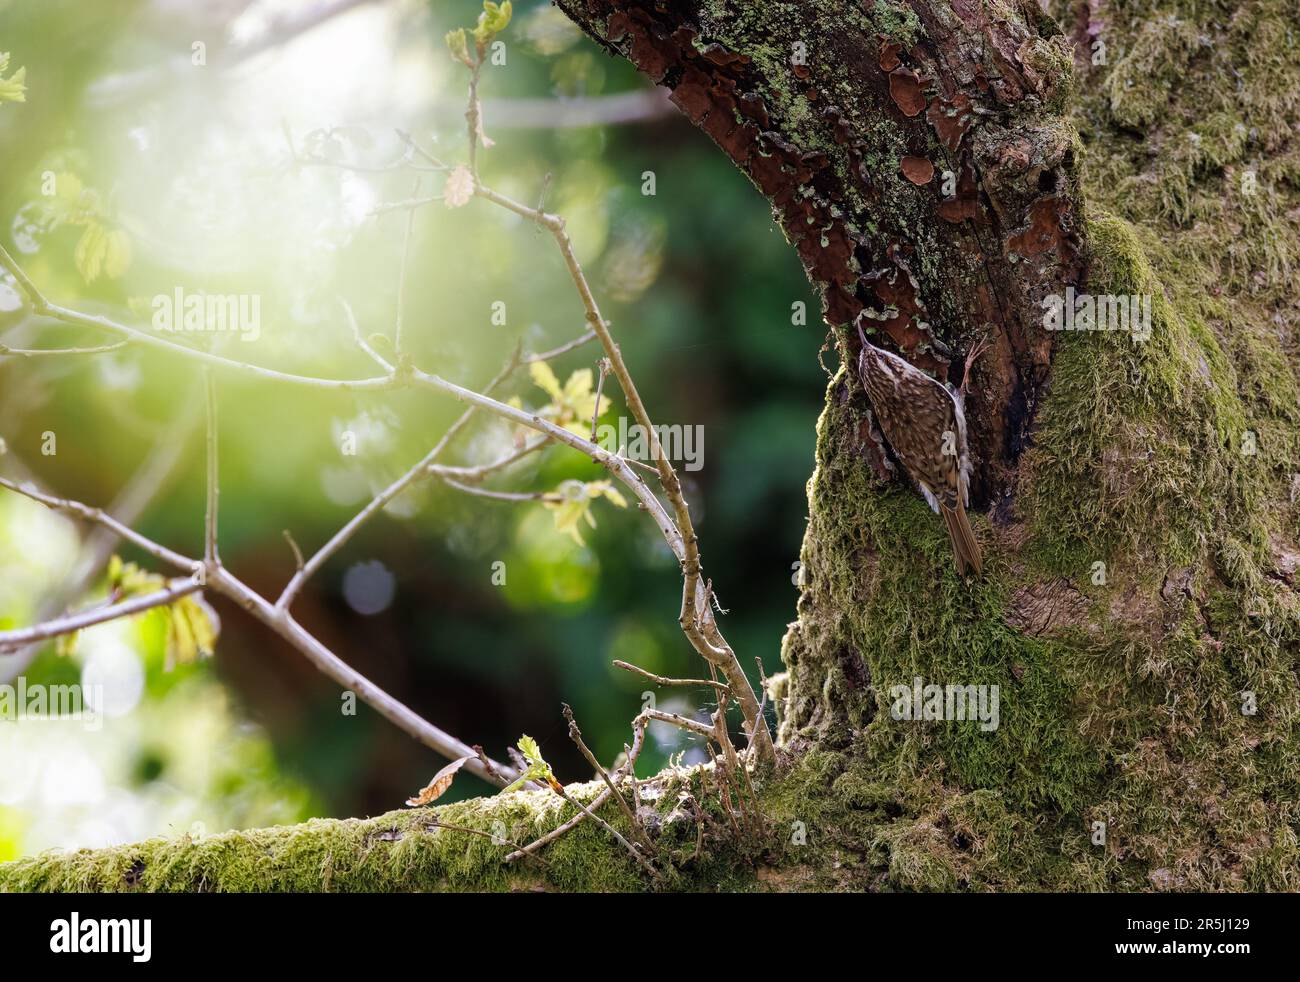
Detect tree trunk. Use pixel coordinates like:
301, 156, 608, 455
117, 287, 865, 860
555, 0, 1300, 892
5, 0, 1298, 891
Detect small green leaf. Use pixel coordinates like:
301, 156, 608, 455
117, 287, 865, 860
518, 734, 543, 765
529, 360, 564, 401
499, 733, 555, 793
472, 1, 512, 45
444, 28, 472, 66
542, 479, 627, 545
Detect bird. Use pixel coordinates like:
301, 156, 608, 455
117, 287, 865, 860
855, 318, 983, 576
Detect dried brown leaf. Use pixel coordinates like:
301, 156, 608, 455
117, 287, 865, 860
405, 754, 474, 806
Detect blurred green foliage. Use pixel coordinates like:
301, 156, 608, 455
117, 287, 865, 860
0, 0, 824, 858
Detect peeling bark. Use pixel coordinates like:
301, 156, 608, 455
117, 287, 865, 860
557, 0, 1085, 501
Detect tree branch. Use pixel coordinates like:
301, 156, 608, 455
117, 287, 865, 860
0, 476, 517, 787
0, 577, 204, 652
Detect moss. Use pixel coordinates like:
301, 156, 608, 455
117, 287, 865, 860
0, 782, 655, 893
777, 0, 1300, 891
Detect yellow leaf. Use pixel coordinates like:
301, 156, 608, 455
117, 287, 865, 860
166, 604, 197, 669
589, 481, 628, 508
177, 595, 219, 658
529, 360, 564, 402
405, 754, 474, 806
541, 479, 627, 545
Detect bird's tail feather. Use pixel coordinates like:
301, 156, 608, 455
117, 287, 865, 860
942, 503, 982, 576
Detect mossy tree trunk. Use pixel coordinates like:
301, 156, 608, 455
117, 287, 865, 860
5, 0, 1298, 892
549, 0, 1300, 890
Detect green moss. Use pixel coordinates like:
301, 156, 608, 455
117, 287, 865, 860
774, 0, 1300, 891
0, 783, 653, 893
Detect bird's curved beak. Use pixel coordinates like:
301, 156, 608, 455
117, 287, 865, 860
855, 314, 868, 351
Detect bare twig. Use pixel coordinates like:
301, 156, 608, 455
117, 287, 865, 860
0, 477, 517, 787
524, 328, 597, 363
0, 406, 198, 685
505, 715, 647, 862
552, 783, 660, 880
0, 477, 194, 572
422, 818, 549, 868
440, 480, 557, 503
590, 357, 610, 442
613, 659, 730, 692
395, 129, 451, 171
639, 707, 715, 740
466, 56, 484, 177
282, 529, 305, 573
0, 340, 129, 358
427, 436, 549, 483
468, 182, 772, 761
0, 577, 203, 652
562, 703, 651, 851
370, 195, 442, 216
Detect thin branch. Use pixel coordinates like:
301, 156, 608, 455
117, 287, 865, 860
505, 714, 647, 863
524, 329, 597, 363
0, 340, 129, 358
553, 784, 660, 881
0, 406, 199, 685
340, 296, 393, 373
427, 436, 549, 483
0, 477, 517, 788
0, 577, 203, 652
470, 181, 772, 761
370, 195, 442, 216
640, 707, 715, 739
590, 357, 609, 442
562, 703, 651, 852
0, 477, 195, 572
505, 787, 613, 863
395, 129, 452, 171
440, 479, 558, 503
282, 529, 305, 573
466, 56, 484, 177
0, 244, 396, 391
422, 819, 549, 867
613, 659, 730, 692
